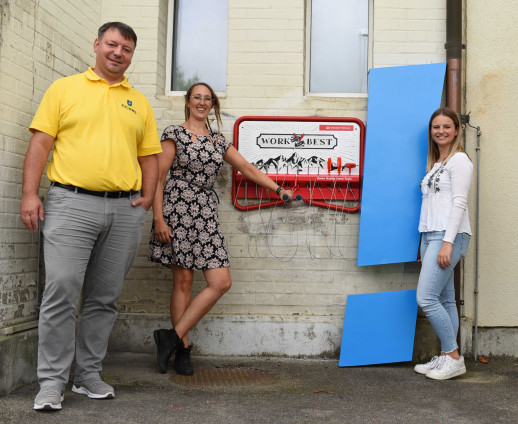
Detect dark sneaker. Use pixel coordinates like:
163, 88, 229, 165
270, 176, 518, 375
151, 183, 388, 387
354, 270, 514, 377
174, 346, 194, 376
153, 328, 184, 374
34, 385, 64, 410
72, 378, 115, 399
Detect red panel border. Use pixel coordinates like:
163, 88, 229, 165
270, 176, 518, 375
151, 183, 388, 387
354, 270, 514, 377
231, 116, 365, 213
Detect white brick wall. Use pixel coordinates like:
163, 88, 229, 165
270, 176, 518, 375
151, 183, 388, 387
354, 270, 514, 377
2, 0, 447, 355
0, 0, 99, 329
108, 0, 445, 355
373, 0, 446, 67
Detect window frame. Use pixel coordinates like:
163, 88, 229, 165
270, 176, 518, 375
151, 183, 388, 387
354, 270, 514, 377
165, 0, 228, 97
304, 0, 373, 98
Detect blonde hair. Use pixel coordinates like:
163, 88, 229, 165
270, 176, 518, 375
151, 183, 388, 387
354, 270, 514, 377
426, 107, 467, 172
184, 82, 222, 138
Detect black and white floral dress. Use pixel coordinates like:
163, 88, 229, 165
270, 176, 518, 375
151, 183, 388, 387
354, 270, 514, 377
149, 125, 232, 270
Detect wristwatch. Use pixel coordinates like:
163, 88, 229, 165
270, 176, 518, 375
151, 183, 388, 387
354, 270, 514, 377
275, 186, 283, 196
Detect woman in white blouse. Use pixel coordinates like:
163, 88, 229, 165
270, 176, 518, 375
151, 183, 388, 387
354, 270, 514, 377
414, 108, 473, 380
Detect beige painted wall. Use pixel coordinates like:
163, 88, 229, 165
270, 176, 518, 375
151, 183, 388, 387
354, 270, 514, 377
464, 0, 518, 327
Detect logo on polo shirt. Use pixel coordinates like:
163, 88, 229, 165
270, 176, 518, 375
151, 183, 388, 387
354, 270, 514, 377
122, 99, 137, 114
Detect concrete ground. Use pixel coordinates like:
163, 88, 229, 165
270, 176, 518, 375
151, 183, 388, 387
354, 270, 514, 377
1, 353, 517, 424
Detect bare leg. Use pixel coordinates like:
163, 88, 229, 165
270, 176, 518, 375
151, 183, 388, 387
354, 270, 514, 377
446, 349, 460, 360
173, 267, 232, 340
170, 266, 194, 347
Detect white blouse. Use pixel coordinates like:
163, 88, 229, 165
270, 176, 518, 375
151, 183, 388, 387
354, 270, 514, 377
418, 152, 473, 243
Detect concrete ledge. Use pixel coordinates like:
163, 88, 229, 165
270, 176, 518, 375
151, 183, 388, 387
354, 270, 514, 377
0, 328, 38, 395
109, 313, 343, 357
412, 316, 441, 362
474, 327, 518, 358
109, 313, 443, 360
460, 319, 518, 359
0, 320, 38, 336
461, 317, 474, 357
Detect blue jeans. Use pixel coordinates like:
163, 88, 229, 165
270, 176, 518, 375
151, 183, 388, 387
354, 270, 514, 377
38, 185, 147, 386
416, 231, 470, 354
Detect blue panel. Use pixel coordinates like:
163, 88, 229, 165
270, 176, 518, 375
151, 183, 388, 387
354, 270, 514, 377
357, 63, 446, 266
338, 290, 418, 367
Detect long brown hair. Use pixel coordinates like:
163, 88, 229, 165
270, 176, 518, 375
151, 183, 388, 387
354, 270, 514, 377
426, 107, 467, 172
184, 82, 222, 137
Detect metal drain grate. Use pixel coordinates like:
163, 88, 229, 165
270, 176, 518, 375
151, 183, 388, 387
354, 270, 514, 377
171, 368, 276, 387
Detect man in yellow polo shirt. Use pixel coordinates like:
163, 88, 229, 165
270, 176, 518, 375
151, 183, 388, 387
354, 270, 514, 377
19, 22, 162, 411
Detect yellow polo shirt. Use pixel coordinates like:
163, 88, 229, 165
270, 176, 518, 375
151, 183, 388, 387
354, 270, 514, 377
30, 67, 161, 191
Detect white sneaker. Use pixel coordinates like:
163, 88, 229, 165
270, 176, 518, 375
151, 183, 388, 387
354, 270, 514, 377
414, 355, 445, 375
426, 355, 466, 380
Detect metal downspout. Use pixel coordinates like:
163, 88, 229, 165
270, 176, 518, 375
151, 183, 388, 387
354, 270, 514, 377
446, 0, 463, 112
445, 0, 466, 353
473, 126, 481, 359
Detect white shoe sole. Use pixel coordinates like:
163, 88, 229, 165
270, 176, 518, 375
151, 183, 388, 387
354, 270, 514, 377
414, 365, 430, 375
34, 395, 64, 410
72, 384, 114, 399
426, 365, 466, 380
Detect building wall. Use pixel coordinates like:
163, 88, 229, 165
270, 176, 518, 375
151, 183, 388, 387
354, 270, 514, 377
105, 0, 448, 357
0, 0, 100, 395
463, 0, 518, 356
3, 0, 470, 394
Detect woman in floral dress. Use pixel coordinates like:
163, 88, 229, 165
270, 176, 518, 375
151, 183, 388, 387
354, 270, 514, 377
149, 82, 293, 375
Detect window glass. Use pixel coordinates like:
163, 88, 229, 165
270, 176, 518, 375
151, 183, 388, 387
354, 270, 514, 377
172, 0, 228, 91
310, 0, 369, 93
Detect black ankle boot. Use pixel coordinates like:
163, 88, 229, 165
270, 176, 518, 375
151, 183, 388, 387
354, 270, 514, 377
153, 328, 183, 374
174, 346, 194, 376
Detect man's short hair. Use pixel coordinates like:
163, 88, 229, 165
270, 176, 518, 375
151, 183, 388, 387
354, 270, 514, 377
98, 22, 137, 47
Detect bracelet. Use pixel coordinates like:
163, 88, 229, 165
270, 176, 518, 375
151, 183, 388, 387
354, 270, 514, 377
275, 186, 283, 196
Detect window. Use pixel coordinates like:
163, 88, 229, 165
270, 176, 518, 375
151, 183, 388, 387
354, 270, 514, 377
308, 0, 369, 94
168, 0, 229, 92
